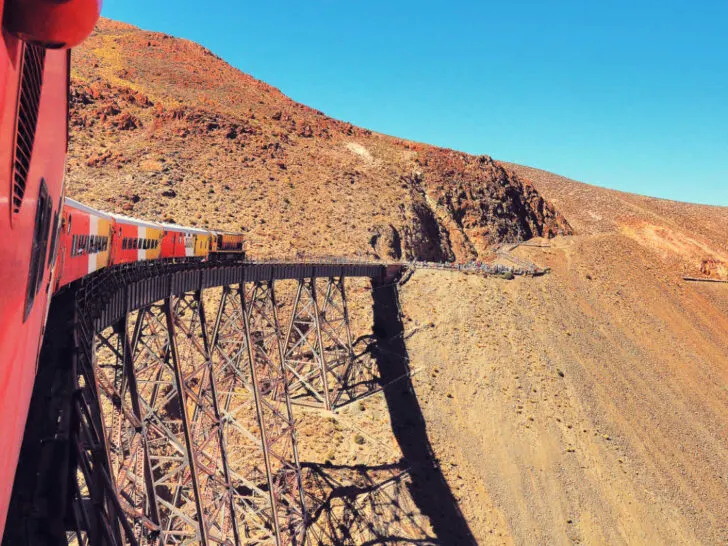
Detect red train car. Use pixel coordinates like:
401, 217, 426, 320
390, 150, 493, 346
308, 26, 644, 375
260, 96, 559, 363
159, 221, 212, 259
55, 198, 114, 290
108, 212, 163, 264
0, 0, 100, 535
0, 41, 70, 538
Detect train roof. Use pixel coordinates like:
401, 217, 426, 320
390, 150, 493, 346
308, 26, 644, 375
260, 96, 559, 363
64, 199, 217, 236
107, 212, 164, 230
157, 222, 211, 235
64, 197, 114, 219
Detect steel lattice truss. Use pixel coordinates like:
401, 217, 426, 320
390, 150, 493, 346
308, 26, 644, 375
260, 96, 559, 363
282, 278, 356, 410
69, 277, 360, 546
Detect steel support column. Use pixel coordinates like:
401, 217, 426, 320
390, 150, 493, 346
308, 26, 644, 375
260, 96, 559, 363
241, 281, 308, 545
316, 277, 356, 409
281, 279, 329, 409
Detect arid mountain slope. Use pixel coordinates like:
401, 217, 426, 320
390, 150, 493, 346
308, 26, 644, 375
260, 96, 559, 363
66, 19, 569, 260
400, 180, 728, 543
503, 163, 728, 279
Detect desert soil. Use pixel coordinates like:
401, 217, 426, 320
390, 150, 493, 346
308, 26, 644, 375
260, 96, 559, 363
400, 174, 728, 544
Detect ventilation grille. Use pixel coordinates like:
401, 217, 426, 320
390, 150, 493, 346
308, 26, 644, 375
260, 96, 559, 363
12, 43, 45, 215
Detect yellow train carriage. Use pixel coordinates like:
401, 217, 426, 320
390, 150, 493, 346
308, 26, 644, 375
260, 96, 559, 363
190, 228, 212, 257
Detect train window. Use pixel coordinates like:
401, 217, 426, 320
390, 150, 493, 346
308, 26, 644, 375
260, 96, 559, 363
122, 238, 127, 250
24, 180, 52, 321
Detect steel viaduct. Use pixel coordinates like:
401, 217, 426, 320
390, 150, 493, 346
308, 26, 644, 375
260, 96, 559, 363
4, 259, 432, 546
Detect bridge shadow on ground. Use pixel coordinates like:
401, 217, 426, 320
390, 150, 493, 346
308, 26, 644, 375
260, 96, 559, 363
367, 280, 476, 545
302, 461, 437, 545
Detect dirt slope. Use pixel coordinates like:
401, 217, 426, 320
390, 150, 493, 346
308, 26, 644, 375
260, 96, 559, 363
503, 163, 728, 279
65, 18, 569, 261
400, 178, 728, 543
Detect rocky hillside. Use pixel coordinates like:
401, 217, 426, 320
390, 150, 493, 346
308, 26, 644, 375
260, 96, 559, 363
66, 18, 570, 261
400, 177, 728, 544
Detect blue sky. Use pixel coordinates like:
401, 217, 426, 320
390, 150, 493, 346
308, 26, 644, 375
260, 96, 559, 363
101, 1, 727, 206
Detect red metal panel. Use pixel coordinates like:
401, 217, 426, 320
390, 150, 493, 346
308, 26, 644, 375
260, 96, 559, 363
160, 229, 191, 259
56, 204, 89, 287
0, 39, 69, 535
111, 221, 139, 265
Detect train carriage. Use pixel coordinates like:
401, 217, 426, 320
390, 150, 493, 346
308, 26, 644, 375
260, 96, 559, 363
55, 198, 113, 290
159, 222, 212, 259
0, 38, 70, 536
193, 228, 212, 257
0, 0, 101, 534
212, 231, 245, 254
108, 213, 163, 264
